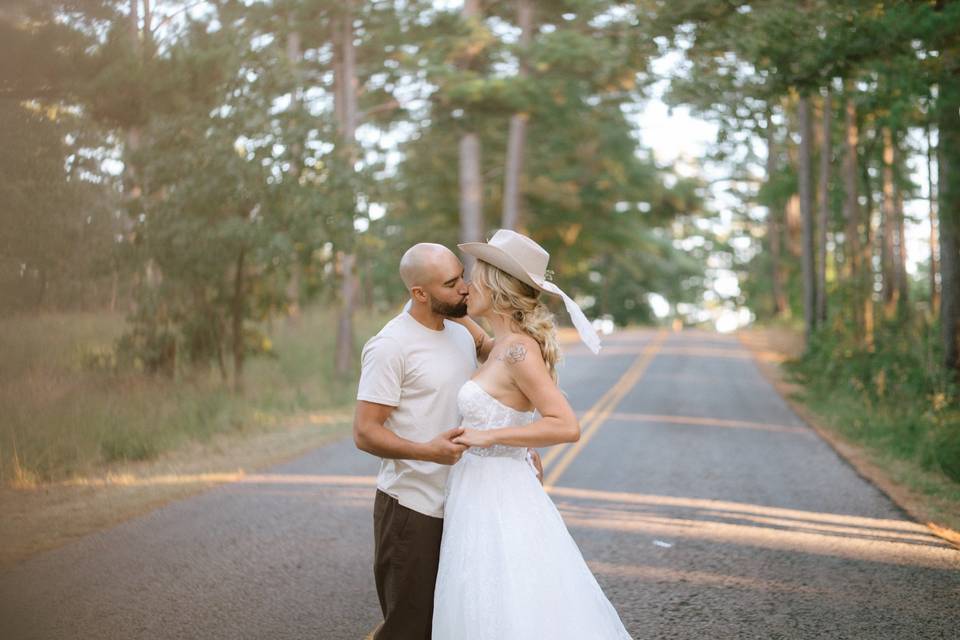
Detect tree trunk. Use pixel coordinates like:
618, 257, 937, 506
816, 88, 831, 325
215, 313, 228, 384
938, 58, 960, 376
460, 134, 484, 250
334, 4, 359, 376
861, 138, 877, 350
459, 0, 485, 274
128, 0, 139, 43
894, 138, 909, 310
284, 30, 303, 326
765, 113, 787, 318
501, 0, 532, 231
843, 89, 870, 345
110, 271, 118, 312
928, 121, 940, 315
336, 251, 359, 373
232, 246, 246, 394
797, 95, 816, 343
34, 267, 47, 309
285, 28, 303, 325
881, 126, 898, 315
125, 1, 163, 312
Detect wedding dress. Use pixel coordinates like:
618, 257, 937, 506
432, 379, 633, 639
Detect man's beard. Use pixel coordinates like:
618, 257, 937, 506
431, 296, 468, 318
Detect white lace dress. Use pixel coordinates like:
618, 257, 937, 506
432, 379, 633, 639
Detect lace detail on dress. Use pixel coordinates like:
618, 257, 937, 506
458, 380, 536, 461
435, 383, 634, 639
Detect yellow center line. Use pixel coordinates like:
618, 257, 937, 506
543, 330, 667, 488
541, 331, 666, 471
540, 374, 622, 470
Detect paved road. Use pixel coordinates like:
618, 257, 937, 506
2, 329, 958, 639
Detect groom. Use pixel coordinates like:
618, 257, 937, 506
353, 243, 478, 639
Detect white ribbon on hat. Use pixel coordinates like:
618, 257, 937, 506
541, 281, 602, 355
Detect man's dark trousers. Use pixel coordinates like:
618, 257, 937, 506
373, 489, 444, 640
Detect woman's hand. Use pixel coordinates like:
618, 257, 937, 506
451, 428, 496, 448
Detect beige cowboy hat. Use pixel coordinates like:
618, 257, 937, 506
459, 229, 602, 354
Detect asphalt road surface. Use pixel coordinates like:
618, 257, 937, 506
2, 329, 958, 639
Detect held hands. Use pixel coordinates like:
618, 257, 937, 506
451, 428, 496, 449
426, 427, 469, 465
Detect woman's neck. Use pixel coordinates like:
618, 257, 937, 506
482, 311, 515, 340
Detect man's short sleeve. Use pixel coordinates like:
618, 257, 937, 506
356, 335, 404, 406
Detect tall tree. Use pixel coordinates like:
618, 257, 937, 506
816, 87, 831, 325
765, 112, 789, 318
893, 137, 909, 309
843, 87, 873, 346
938, 44, 960, 375
880, 125, 898, 314
501, 0, 532, 231
458, 0, 486, 274
333, 1, 360, 376
928, 120, 940, 315
797, 94, 816, 342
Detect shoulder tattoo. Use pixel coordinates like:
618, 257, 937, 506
498, 343, 527, 364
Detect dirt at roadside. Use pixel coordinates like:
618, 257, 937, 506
0, 413, 352, 571
738, 326, 960, 549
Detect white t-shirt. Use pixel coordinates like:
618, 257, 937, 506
357, 311, 477, 518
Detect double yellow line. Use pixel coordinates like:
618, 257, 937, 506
542, 329, 667, 487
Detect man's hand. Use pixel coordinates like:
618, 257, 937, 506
424, 427, 468, 465
452, 427, 496, 449
528, 448, 544, 484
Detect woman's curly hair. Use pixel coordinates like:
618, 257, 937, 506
472, 259, 561, 383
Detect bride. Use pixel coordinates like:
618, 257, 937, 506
433, 229, 632, 639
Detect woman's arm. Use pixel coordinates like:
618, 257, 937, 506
450, 315, 495, 363
453, 336, 579, 448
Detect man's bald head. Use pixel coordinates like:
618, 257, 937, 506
399, 243, 461, 290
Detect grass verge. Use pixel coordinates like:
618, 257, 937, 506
739, 326, 960, 546
0, 304, 395, 569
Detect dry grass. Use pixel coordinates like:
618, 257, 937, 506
0, 304, 395, 568
0, 305, 390, 486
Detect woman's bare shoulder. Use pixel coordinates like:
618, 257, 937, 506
496, 333, 542, 365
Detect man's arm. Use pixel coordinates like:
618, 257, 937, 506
353, 400, 467, 465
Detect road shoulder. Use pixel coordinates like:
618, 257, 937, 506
0, 414, 352, 571
738, 327, 960, 549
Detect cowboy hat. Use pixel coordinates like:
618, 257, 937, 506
459, 229, 602, 354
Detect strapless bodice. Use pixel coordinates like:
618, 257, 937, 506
457, 379, 537, 460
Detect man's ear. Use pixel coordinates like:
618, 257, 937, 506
411, 286, 428, 303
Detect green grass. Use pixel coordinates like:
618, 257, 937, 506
0, 305, 394, 486
790, 386, 960, 529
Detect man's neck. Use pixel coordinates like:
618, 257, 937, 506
407, 303, 445, 331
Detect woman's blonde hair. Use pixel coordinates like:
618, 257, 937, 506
472, 260, 561, 382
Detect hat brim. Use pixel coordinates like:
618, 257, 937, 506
458, 242, 551, 293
